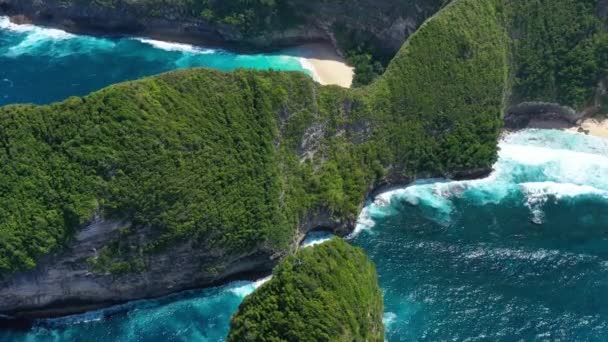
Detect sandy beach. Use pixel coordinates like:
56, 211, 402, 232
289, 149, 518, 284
290, 43, 354, 88
566, 117, 608, 139
527, 116, 608, 140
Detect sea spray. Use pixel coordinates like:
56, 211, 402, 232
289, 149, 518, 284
301, 231, 335, 247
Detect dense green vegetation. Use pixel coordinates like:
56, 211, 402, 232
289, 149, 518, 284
0, 0, 509, 274
228, 238, 384, 342
373, 0, 509, 173
332, 25, 390, 87
0, 70, 309, 272
507, 0, 608, 109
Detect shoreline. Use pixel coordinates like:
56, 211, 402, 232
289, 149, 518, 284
566, 117, 608, 139
1, 12, 328, 55
287, 43, 354, 88
526, 116, 608, 140
1, 15, 353, 88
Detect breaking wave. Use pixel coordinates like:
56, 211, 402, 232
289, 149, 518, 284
353, 129, 608, 234
133, 38, 217, 54
352, 129, 608, 341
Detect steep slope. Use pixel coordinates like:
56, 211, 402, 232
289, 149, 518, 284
0, 0, 509, 317
228, 238, 384, 342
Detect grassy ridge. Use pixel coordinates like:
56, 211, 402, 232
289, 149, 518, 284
228, 238, 384, 342
0, 0, 509, 274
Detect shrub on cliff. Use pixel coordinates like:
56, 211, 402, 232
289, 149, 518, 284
227, 238, 384, 342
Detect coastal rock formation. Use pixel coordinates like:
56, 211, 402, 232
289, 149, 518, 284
228, 238, 384, 342
2, 0, 606, 321
0, 0, 509, 318
0, 199, 344, 318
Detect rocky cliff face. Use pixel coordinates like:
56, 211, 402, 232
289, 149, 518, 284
0, 167, 490, 320
0, 0, 444, 55
0, 208, 342, 319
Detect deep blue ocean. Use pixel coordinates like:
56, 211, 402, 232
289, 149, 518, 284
2, 16, 608, 342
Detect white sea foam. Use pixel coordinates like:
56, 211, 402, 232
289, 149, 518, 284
463, 246, 597, 266
0, 16, 120, 57
521, 182, 608, 200
383, 312, 397, 330
502, 128, 608, 155
350, 129, 608, 236
229, 276, 272, 298
228, 283, 256, 298
521, 182, 608, 224
301, 231, 334, 247
0, 16, 73, 41
39, 310, 104, 327
134, 38, 217, 54
253, 275, 273, 288
0, 16, 73, 39
351, 206, 376, 237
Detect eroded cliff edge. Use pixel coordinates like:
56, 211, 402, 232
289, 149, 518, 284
0, 0, 509, 318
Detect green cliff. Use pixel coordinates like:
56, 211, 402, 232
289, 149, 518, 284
507, 0, 608, 110
228, 238, 384, 342
0, 0, 509, 278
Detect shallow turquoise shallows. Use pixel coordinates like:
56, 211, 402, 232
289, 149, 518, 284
3, 17, 608, 342
0, 16, 307, 106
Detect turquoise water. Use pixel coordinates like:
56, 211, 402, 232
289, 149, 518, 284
1, 281, 260, 342
0, 16, 307, 106
354, 129, 608, 341
3, 17, 608, 342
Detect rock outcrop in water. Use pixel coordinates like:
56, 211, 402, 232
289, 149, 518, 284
0, 0, 509, 318
228, 238, 384, 342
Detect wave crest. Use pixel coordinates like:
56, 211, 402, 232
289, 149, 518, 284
133, 38, 217, 54
351, 130, 608, 235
